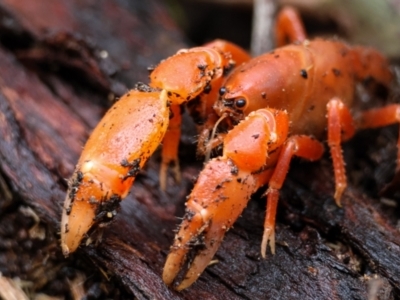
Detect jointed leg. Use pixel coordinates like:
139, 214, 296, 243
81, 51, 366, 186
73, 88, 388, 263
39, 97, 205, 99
357, 104, 400, 172
262, 135, 324, 257
351, 46, 392, 87
160, 104, 182, 190
326, 98, 356, 205
275, 6, 307, 47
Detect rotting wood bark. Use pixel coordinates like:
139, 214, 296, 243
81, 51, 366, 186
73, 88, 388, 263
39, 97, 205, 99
0, 0, 399, 299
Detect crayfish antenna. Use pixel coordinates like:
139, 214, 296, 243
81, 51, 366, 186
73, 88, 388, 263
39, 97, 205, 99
204, 113, 228, 162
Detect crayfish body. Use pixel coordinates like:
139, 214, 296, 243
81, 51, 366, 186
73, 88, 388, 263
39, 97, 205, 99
61, 6, 397, 291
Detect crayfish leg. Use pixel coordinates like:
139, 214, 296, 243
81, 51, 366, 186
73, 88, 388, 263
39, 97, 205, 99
160, 104, 182, 190
262, 135, 324, 257
275, 6, 307, 47
326, 98, 356, 206
351, 46, 393, 88
357, 104, 400, 172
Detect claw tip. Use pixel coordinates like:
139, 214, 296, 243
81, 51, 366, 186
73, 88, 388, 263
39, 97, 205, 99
61, 243, 70, 257
261, 227, 275, 258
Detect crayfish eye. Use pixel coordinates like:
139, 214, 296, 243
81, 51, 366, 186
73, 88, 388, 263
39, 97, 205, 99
219, 87, 227, 96
235, 98, 247, 108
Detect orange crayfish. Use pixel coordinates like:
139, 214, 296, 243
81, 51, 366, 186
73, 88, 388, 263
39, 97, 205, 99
61, 6, 398, 291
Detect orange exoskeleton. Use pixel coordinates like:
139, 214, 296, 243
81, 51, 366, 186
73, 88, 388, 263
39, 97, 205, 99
61, 40, 250, 255
162, 7, 396, 290
61, 6, 397, 291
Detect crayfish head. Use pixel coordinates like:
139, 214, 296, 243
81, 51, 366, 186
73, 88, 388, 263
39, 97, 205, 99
214, 86, 247, 123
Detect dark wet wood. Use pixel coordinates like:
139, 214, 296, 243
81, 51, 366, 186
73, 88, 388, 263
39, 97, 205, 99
0, 0, 399, 299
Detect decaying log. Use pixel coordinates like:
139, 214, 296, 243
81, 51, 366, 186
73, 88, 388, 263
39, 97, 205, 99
0, 0, 399, 299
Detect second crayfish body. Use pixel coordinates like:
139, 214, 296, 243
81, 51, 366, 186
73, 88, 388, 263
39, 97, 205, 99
61, 6, 397, 291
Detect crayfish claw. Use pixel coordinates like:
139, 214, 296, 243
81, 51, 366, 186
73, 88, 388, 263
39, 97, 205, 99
163, 158, 262, 289
176, 235, 225, 290
61, 193, 96, 256
163, 207, 226, 291
61, 90, 170, 255
162, 211, 203, 287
